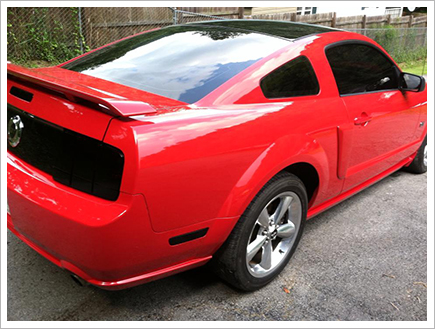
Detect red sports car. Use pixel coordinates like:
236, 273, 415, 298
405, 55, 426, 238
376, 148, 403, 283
7, 20, 427, 291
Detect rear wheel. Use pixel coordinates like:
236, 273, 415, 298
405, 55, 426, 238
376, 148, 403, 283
212, 172, 307, 291
405, 136, 427, 174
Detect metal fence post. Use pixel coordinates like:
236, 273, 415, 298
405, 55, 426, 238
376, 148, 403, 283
172, 7, 177, 25
78, 7, 84, 54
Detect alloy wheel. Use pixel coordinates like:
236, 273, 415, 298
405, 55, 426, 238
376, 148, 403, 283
424, 144, 427, 167
246, 191, 302, 278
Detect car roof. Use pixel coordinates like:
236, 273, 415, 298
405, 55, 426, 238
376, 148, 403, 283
188, 19, 341, 40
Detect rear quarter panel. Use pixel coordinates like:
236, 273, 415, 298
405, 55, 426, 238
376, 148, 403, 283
105, 99, 348, 233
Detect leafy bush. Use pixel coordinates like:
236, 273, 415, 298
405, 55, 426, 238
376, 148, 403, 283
7, 7, 89, 66
368, 25, 427, 64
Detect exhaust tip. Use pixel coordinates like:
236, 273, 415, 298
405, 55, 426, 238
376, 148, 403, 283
70, 273, 86, 287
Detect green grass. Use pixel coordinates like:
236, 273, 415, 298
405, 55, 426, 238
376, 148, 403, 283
399, 60, 427, 76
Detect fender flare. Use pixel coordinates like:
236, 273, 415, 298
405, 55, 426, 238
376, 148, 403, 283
216, 133, 329, 219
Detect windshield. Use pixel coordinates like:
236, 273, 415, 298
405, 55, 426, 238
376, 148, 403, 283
63, 25, 289, 103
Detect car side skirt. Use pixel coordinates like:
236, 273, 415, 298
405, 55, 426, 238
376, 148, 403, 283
307, 155, 414, 219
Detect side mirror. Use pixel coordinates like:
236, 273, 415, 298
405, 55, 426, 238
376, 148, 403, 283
400, 72, 426, 92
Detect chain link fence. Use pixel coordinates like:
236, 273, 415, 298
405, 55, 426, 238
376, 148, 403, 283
7, 7, 427, 69
346, 27, 428, 64
7, 7, 85, 65
172, 9, 226, 24
7, 7, 173, 65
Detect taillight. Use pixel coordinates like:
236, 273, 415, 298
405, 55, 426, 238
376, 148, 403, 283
52, 130, 124, 200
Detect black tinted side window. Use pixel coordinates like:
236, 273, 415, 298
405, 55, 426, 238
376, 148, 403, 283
326, 43, 399, 95
261, 56, 320, 99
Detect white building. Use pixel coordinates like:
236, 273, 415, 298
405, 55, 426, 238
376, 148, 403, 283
297, 7, 404, 18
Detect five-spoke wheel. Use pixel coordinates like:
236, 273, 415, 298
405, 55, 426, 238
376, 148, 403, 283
246, 192, 302, 277
211, 172, 307, 291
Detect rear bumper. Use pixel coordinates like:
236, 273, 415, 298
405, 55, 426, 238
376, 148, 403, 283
7, 218, 210, 290
7, 153, 224, 290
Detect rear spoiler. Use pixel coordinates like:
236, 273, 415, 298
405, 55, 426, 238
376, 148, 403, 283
7, 63, 157, 117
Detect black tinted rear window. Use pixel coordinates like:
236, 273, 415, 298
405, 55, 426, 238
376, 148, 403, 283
260, 56, 319, 99
63, 26, 289, 103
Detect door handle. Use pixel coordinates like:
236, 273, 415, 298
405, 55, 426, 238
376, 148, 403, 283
354, 113, 373, 126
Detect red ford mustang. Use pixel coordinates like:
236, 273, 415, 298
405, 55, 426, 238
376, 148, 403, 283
7, 20, 427, 291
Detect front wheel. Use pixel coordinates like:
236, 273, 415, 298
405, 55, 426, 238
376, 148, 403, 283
405, 136, 427, 174
211, 172, 307, 291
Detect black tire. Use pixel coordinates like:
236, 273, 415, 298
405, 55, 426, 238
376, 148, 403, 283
211, 172, 308, 291
405, 136, 427, 174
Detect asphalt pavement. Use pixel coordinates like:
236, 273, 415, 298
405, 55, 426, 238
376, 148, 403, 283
7, 170, 427, 321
